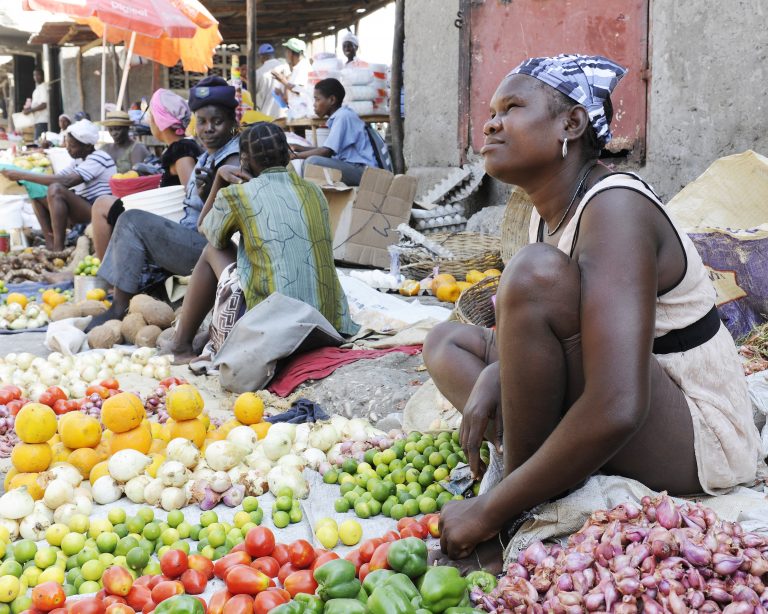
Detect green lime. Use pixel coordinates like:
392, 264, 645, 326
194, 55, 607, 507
364, 449, 377, 465
403, 499, 420, 517
272, 511, 290, 529
142, 522, 161, 542
368, 499, 382, 516
355, 474, 369, 488
289, 505, 303, 524
340, 482, 355, 496
376, 464, 389, 478
446, 453, 460, 469
342, 459, 358, 475
107, 508, 126, 525
10, 596, 32, 614
242, 496, 260, 513
200, 545, 215, 560
369, 481, 390, 503
142, 560, 161, 576
62, 584, 76, 597
80, 559, 104, 582
33, 548, 57, 569
406, 432, 421, 443
249, 509, 264, 525
381, 497, 396, 517
433, 467, 449, 481
76, 549, 99, 567
196, 539, 208, 553
419, 497, 438, 514
380, 449, 396, 464
13, 541, 37, 564
112, 523, 128, 539
390, 503, 406, 521
115, 536, 139, 557
408, 482, 424, 497
98, 553, 115, 568
138, 538, 155, 557
323, 470, 339, 484
171, 540, 190, 554
334, 497, 350, 513
199, 511, 218, 527
276, 486, 294, 499
428, 452, 445, 467
274, 495, 293, 512
166, 510, 184, 528
125, 516, 146, 535
189, 524, 201, 541
206, 527, 226, 548
78, 580, 100, 595
397, 490, 414, 504
161, 528, 180, 546
96, 532, 118, 554
176, 521, 191, 539
390, 468, 406, 484
354, 501, 371, 519
65, 556, 79, 571
0, 560, 22, 578
436, 491, 453, 510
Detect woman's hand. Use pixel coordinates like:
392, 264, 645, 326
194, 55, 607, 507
194, 166, 214, 200
439, 495, 501, 559
217, 165, 252, 185
0, 169, 22, 181
459, 362, 502, 479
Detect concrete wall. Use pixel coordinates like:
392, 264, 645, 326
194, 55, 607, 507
403, 0, 462, 169
642, 0, 768, 200
403, 0, 768, 205
60, 50, 158, 120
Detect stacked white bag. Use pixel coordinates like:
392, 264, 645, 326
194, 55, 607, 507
340, 62, 390, 116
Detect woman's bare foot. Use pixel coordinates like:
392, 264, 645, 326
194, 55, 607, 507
427, 536, 505, 576
157, 334, 198, 364
42, 271, 74, 284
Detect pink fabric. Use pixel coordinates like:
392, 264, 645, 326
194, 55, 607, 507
267, 345, 423, 397
150, 89, 190, 136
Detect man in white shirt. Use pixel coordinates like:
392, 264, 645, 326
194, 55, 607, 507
25, 67, 49, 141
272, 38, 312, 111
254, 44, 290, 118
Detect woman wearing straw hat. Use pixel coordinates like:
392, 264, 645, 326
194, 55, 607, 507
99, 110, 150, 174
422, 54, 762, 573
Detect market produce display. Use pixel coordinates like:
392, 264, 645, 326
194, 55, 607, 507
0, 248, 73, 284
74, 256, 101, 277
0, 288, 73, 331
10, 152, 51, 170
399, 269, 501, 303
87, 295, 176, 350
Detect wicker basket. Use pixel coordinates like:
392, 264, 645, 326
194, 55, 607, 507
456, 275, 500, 328
501, 188, 535, 264
398, 231, 501, 265
401, 250, 503, 280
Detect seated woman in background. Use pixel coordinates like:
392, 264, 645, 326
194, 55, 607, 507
99, 110, 150, 174
423, 54, 763, 571
292, 78, 379, 186
0, 119, 114, 251
163, 122, 356, 364
87, 76, 240, 330
91, 90, 202, 258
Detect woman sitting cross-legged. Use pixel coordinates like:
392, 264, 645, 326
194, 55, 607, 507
162, 121, 357, 364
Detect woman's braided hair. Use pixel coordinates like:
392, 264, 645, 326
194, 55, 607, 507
241, 122, 291, 169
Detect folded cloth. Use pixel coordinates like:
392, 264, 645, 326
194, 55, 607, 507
267, 345, 423, 397
266, 398, 330, 424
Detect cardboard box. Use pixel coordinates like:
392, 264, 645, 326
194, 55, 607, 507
304, 164, 417, 268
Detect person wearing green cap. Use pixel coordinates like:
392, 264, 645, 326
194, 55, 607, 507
272, 38, 311, 109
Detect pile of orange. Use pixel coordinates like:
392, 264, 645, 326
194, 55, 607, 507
166, 384, 207, 448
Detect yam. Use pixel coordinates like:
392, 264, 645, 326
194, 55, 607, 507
135, 325, 162, 348
120, 313, 146, 345
129, 295, 174, 329
87, 322, 122, 349
156, 327, 175, 351
50, 303, 82, 321
78, 300, 107, 317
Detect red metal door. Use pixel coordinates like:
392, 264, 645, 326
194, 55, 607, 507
467, 0, 649, 159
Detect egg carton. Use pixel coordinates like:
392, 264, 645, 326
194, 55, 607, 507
422, 223, 467, 234
414, 214, 468, 231
411, 202, 466, 220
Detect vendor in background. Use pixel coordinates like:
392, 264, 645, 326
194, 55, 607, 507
91, 89, 202, 259
99, 111, 150, 174
0, 120, 114, 251
58, 114, 72, 133
162, 122, 356, 364
424, 54, 763, 571
341, 31, 360, 64
272, 38, 311, 107
87, 76, 240, 330
255, 43, 289, 118
292, 78, 378, 186
25, 67, 49, 142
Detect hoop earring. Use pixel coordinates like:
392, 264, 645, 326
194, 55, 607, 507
561, 137, 568, 159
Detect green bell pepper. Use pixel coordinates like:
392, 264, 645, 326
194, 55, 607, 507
324, 598, 368, 614
368, 584, 417, 614
363, 569, 396, 594
386, 537, 428, 578
153, 595, 205, 614
294, 594, 324, 614
418, 566, 468, 613
269, 602, 306, 614
464, 570, 497, 594
314, 558, 363, 600
386, 574, 422, 606
357, 586, 369, 603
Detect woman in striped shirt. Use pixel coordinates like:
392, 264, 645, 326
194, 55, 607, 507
0, 119, 115, 251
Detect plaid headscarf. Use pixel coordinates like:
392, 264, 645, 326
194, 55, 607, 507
241, 122, 290, 170
508, 54, 627, 146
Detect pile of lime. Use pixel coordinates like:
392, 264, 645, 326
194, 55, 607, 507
271, 487, 303, 529
327, 431, 480, 520
0, 280, 7, 294
74, 255, 100, 276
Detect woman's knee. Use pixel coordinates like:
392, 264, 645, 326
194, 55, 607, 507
498, 244, 579, 306
47, 183, 67, 198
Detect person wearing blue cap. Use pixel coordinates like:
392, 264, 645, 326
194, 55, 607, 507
254, 43, 289, 118
422, 54, 761, 572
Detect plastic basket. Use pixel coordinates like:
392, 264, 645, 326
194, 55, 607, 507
109, 174, 163, 198
456, 275, 499, 328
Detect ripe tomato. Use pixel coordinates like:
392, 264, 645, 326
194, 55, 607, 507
400, 524, 428, 539
0, 389, 14, 405
2, 385, 22, 401
250, 556, 279, 578
50, 609, 68, 614
207, 590, 232, 614
52, 399, 70, 415
358, 563, 370, 583
382, 531, 400, 543
46, 386, 66, 402
283, 570, 318, 597
187, 554, 215, 580
344, 549, 364, 574
213, 552, 251, 580
85, 385, 110, 399
133, 576, 155, 589
226, 565, 269, 596
277, 562, 298, 585
230, 543, 246, 554
222, 595, 253, 614
180, 569, 207, 595
7, 399, 24, 415
359, 538, 384, 563
102, 597, 127, 608
253, 590, 289, 614
368, 542, 391, 571
271, 544, 290, 566
422, 513, 441, 538
100, 378, 120, 390
149, 581, 183, 604
38, 391, 58, 408
141, 602, 155, 614
102, 565, 134, 597
31, 581, 66, 612
69, 599, 106, 614
310, 552, 339, 572
287, 540, 315, 569
126, 585, 153, 611
396, 518, 419, 532
159, 377, 185, 389
244, 527, 275, 559
159, 549, 188, 579
105, 605, 133, 614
